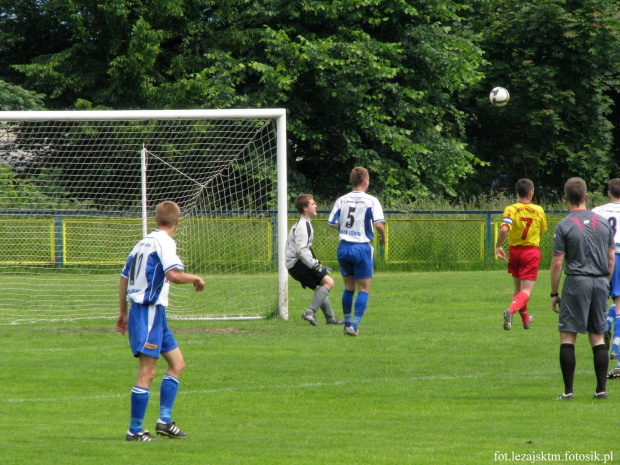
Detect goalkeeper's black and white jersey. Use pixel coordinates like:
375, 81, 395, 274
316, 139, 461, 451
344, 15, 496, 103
285, 215, 320, 270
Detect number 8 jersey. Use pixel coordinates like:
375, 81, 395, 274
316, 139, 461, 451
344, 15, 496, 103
121, 229, 185, 307
328, 190, 385, 243
592, 201, 620, 254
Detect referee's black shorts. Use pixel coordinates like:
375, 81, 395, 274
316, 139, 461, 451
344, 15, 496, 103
558, 275, 608, 334
287, 260, 324, 289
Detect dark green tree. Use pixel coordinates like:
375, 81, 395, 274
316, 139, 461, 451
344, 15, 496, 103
152, 0, 489, 201
0, 0, 487, 203
462, 0, 620, 199
0, 80, 44, 110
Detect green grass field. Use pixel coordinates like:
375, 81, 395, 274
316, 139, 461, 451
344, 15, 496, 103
0, 270, 617, 465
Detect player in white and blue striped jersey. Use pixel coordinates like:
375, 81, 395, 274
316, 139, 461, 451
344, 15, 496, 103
328, 167, 386, 336
116, 201, 205, 441
592, 178, 620, 361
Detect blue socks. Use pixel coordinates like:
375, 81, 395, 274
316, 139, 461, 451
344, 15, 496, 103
342, 289, 354, 327
607, 305, 616, 332
129, 375, 180, 433
352, 291, 369, 331
129, 386, 150, 434
159, 375, 179, 423
343, 290, 370, 330
613, 314, 620, 356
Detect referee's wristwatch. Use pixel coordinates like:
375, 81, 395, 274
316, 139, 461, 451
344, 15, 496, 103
550, 292, 559, 297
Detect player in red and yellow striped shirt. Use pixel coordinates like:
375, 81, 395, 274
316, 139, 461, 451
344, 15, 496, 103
495, 178, 548, 330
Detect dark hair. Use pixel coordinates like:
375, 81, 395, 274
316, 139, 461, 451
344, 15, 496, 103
294, 194, 314, 214
350, 167, 369, 188
515, 178, 534, 198
564, 177, 587, 205
608, 178, 620, 199
155, 201, 181, 227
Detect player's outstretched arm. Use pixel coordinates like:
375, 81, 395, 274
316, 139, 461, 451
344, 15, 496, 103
375, 222, 386, 244
496, 246, 507, 260
550, 254, 564, 314
608, 246, 616, 278
116, 276, 129, 335
495, 225, 509, 260
166, 268, 205, 292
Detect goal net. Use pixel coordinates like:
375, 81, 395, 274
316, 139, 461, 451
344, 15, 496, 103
0, 109, 289, 324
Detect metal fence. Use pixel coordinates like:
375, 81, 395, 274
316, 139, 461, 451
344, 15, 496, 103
309, 210, 568, 270
0, 210, 568, 271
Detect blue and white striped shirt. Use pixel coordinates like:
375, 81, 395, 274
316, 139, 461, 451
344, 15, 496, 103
328, 191, 385, 243
121, 229, 184, 307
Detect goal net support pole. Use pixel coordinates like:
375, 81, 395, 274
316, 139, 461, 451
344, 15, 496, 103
141, 145, 148, 239
276, 113, 289, 320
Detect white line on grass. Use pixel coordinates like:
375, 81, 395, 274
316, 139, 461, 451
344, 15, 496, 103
2, 374, 482, 404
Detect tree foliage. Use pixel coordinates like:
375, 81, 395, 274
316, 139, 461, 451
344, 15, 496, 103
0, 0, 486, 203
462, 0, 620, 198
1, 0, 620, 203
0, 80, 44, 110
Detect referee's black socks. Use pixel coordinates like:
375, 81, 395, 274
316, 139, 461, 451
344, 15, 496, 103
559, 343, 575, 395
592, 343, 608, 394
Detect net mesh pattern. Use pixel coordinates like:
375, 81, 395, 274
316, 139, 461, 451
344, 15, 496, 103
0, 116, 279, 323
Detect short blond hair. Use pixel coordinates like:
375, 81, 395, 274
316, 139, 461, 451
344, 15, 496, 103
350, 167, 369, 188
155, 201, 181, 227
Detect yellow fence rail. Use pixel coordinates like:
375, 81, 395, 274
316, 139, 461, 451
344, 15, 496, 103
0, 211, 567, 268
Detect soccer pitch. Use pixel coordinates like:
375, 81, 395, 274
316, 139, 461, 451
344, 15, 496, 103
0, 271, 616, 464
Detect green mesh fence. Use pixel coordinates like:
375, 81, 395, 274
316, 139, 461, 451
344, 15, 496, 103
0, 211, 567, 272
306, 211, 567, 270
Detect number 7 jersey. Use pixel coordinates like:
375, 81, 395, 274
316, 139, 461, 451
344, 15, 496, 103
502, 201, 547, 247
121, 229, 185, 307
328, 190, 385, 243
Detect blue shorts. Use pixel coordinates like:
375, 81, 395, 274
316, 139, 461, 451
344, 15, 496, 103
337, 241, 374, 279
611, 254, 620, 298
128, 303, 178, 358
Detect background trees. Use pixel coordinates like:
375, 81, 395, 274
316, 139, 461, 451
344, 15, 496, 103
463, 0, 620, 199
1, 0, 619, 204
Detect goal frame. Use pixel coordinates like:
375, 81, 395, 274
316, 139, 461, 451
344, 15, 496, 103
0, 108, 289, 321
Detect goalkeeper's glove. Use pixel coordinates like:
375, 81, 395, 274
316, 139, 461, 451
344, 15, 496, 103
314, 262, 331, 276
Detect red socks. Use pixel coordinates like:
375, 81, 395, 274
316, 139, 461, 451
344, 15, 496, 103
518, 307, 531, 324
509, 291, 530, 317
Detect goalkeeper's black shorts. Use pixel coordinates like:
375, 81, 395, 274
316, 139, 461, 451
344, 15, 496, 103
287, 260, 324, 289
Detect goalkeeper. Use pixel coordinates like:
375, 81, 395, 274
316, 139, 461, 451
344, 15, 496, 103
285, 194, 344, 326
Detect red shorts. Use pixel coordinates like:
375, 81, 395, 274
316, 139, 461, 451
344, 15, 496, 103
507, 246, 541, 281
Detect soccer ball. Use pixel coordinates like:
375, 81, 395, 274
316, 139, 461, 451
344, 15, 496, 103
489, 87, 510, 107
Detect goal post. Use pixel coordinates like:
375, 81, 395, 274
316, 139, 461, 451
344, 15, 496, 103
0, 109, 289, 324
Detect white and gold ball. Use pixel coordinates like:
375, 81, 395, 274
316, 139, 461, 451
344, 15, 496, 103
489, 87, 510, 107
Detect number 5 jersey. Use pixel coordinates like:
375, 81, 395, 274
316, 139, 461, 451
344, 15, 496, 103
328, 191, 385, 243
